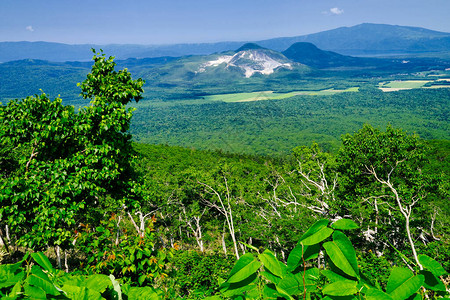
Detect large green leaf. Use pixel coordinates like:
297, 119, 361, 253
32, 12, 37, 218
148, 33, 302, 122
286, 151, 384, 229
84, 274, 111, 293
261, 270, 282, 285
222, 273, 259, 297
418, 254, 446, 277
30, 252, 54, 274
7, 281, 23, 299
259, 249, 282, 278
263, 284, 284, 300
61, 284, 103, 300
419, 270, 446, 292
331, 219, 359, 230
365, 288, 394, 300
322, 297, 357, 300
23, 283, 46, 299
299, 219, 334, 246
322, 280, 358, 296
0, 269, 25, 289
321, 269, 349, 283
386, 267, 424, 300
275, 284, 295, 300
227, 253, 261, 283
27, 268, 60, 296
323, 231, 358, 278
277, 274, 300, 296
203, 296, 222, 300
287, 243, 320, 271
126, 286, 161, 300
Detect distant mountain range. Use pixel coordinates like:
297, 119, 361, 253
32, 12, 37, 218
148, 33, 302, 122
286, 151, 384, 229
1, 23, 450, 62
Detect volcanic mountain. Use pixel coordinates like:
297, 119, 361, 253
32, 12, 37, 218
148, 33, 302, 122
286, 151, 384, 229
199, 43, 300, 77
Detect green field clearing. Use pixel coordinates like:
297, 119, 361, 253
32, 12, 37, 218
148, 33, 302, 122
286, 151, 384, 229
379, 79, 450, 92
203, 87, 359, 103
379, 80, 430, 91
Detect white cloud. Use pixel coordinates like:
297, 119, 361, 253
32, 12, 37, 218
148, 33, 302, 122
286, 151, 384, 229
330, 7, 344, 15
26, 25, 34, 32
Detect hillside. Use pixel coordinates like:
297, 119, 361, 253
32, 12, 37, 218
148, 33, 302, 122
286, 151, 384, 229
282, 42, 378, 68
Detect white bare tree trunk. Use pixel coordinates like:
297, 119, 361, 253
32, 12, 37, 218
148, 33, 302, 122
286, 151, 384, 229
55, 246, 61, 269
127, 209, 157, 238
64, 250, 69, 273
199, 177, 240, 259
222, 231, 227, 257
367, 165, 423, 270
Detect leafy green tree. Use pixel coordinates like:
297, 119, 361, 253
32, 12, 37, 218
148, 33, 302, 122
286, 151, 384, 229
0, 51, 144, 253
337, 124, 432, 269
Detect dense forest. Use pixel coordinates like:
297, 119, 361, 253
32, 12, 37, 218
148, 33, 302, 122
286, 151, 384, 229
0, 53, 448, 299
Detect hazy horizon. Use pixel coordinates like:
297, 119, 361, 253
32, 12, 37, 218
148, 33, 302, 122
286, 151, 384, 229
1, 0, 450, 45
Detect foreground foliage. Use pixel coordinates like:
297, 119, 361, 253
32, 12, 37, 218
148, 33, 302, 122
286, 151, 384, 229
211, 219, 448, 299
0, 251, 162, 299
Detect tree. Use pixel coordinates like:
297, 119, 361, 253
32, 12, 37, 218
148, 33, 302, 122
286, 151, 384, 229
337, 124, 431, 270
0, 50, 144, 253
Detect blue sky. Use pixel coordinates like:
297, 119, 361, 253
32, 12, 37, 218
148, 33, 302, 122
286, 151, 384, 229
1, 0, 449, 45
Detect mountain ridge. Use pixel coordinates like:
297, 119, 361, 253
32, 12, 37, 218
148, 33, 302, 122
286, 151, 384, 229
1, 23, 449, 63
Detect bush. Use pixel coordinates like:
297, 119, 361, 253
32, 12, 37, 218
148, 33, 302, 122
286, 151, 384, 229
171, 250, 235, 298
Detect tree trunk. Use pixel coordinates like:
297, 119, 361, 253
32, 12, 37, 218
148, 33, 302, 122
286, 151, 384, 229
222, 232, 227, 257
64, 250, 69, 273
55, 246, 62, 269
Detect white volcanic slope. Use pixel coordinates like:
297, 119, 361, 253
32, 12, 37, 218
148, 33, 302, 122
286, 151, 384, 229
199, 49, 293, 78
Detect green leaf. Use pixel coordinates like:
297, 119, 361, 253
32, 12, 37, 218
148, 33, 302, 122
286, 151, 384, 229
61, 284, 103, 300
323, 231, 358, 278
126, 286, 161, 300
138, 274, 146, 286
299, 219, 334, 246
386, 267, 424, 300
323, 297, 357, 300
418, 254, 446, 277
7, 281, 23, 298
259, 249, 282, 278
27, 274, 59, 296
24, 283, 47, 299
261, 271, 282, 285
331, 219, 359, 230
287, 243, 320, 271
365, 288, 394, 300
203, 296, 222, 300
419, 270, 446, 292
263, 283, 285, 300
30, 252, 54, 273
227, 253, 261, 283
0, 269, 25, 289
84, 274, 111, 293
321, 270, 349, 283
322, 280, 358, 296
221, 273, 258, 297
275, 284, 295, 300
277, 274, 300, 296
27, 267, 60, 296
